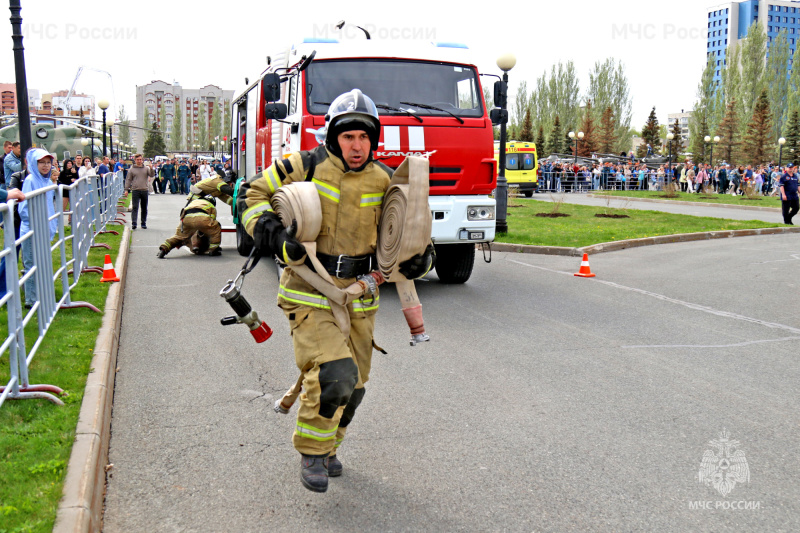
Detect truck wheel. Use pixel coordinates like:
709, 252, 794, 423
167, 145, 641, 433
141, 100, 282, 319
236, 224, 254, 256
524, 190, 533, 197
434, 243, 475, 284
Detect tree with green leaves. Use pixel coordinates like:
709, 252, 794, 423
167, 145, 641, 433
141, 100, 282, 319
784, 110, 800, 165
171, 103, 183, 152
577, 100, 598, 156
141, 113, 152, 153
143, 122, 167, 158
545, 115, 563, 155
519, 107, 533, 142
689, 53, 716, 163
159, 104, 167, 145
197, 101, 207, 151
717, 44, 742, 132
511, 80, 528, 140
527, 61, 581, 148
117, 104, 131, 149
742, 89, 773, 164
717, 98, 741, 164
597, 106, 617, 154
787, 47, 800, 124
586, 58, 633, 153
637, 107, 659, 158
211, 101, 222, 150
670, 119, 684, 158
766, 30, 791, 141
223, 99, 231, 141
736, 22, 767, 125
535, 125, 545, 154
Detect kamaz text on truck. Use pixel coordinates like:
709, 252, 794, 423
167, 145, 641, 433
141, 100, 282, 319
229, 39, 497, 283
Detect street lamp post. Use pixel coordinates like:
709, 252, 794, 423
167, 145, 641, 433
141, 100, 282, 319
98, 99, 109, 158
9, 0, 33, 156
568, 131, 584, 164
711, 135, 719, 168
493, 52, 516, 234
667, 132, 674, 187
779, 137, 786, 168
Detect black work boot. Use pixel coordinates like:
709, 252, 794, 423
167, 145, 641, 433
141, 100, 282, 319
156, 246, 168, 259
300, 454, 329, 493
328, 455, 342, 477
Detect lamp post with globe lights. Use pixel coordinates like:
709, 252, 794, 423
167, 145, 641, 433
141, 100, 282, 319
568, 131, 584, 164
779, 137, 787, 168
98, 99, 109, 157
492, 53, 516, 234
667, 132, 675, 186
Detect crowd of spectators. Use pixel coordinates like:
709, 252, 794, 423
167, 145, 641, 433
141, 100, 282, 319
149, 158, 230, 195
536, 159, 788, 196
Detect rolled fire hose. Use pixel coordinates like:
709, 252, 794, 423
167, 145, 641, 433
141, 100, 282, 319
271, 182, 365, 338
377, 156, 433, 346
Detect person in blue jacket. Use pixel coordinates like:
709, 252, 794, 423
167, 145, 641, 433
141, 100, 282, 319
0, 184, 25, 296
18, 149, 59, 308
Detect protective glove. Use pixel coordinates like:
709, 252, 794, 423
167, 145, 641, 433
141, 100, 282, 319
218, 183, 235, 196
253, 212, 307, 264
399, 244, 435, 279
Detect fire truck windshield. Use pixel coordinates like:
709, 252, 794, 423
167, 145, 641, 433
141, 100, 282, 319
305, 59, 483, 118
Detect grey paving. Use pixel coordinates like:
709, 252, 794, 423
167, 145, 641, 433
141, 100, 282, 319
103, 193, 800, 532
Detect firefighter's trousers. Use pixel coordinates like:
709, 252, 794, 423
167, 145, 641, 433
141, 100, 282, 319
162, 214, 221, 253
287, 305, 375, 456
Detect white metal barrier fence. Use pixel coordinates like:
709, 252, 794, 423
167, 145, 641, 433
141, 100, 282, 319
0, 171, 125, 407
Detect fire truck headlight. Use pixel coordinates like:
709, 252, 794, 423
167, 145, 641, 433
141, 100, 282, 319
467, 206, 495, 221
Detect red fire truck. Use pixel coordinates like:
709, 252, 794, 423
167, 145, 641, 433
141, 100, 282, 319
230, 39, 497, 283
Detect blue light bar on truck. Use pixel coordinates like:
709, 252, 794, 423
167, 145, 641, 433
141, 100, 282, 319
432, 42, 468, 49
302, 38, 339, 43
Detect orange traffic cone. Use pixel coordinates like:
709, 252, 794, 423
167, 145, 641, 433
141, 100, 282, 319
100, 254, 120, 283
574, 253, 596, 278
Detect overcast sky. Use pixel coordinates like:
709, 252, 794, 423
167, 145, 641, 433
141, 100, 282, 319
0, 0, 711, 129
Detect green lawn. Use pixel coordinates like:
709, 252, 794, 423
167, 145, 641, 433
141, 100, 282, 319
592, 190, 782, 208
0, 228, 123, 533
500, 199, 785, 248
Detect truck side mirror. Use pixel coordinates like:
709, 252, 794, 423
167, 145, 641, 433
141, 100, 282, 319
265, 103, 288, 121
493, 80, 507, 109
262, 73, 281, 102
490, 108, 507, 126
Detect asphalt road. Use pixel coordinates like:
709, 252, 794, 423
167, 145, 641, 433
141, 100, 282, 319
103, 193, 800, 532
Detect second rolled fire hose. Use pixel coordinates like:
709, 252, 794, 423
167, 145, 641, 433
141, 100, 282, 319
377, 156, 433, 345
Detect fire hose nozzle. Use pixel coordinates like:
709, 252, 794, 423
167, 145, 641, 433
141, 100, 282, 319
220, 277, 272, 343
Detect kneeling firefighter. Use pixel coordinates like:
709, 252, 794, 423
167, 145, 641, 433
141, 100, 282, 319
157, 169, 235, 258
238, 89, 433, 493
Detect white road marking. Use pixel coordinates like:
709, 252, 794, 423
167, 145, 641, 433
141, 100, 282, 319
623, 336, 800, 349
507, 257, 800, 335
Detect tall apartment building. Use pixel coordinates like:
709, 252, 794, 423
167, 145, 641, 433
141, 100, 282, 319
0, 83, 40, 115
708, 0, 800, 85
667, 110, 692, 144
135, 81, 234, 151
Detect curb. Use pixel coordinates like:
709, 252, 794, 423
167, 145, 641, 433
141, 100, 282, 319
586, 194, 781, 212
493, 226, 800, 256
53, 225, 130, 533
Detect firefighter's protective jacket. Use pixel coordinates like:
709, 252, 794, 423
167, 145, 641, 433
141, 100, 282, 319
238, 145, 392, 313
184, 176, 233, 219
